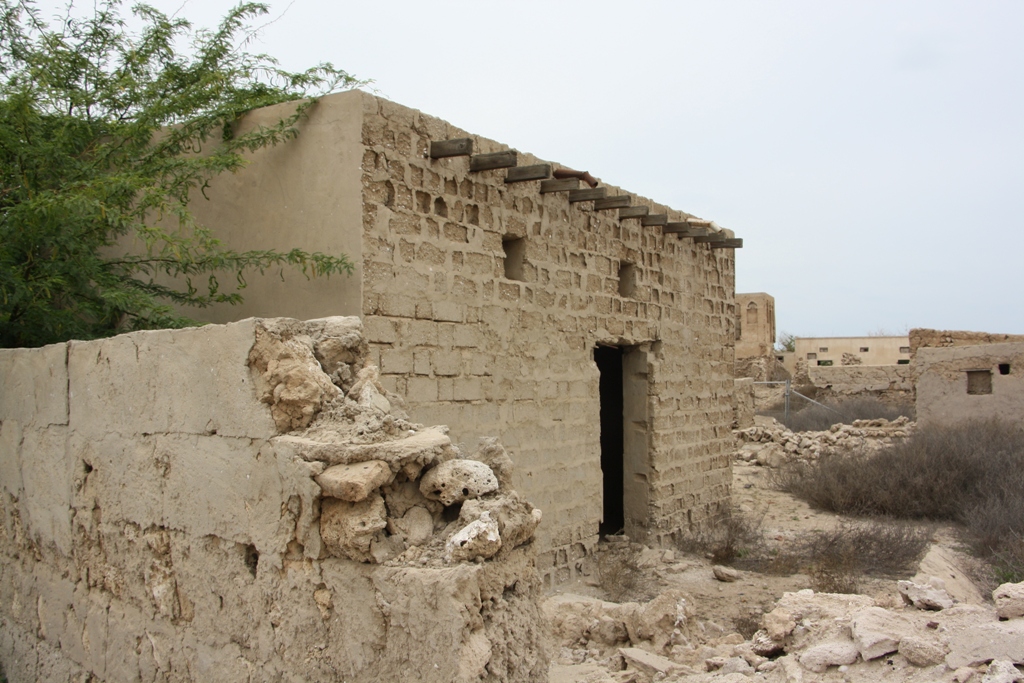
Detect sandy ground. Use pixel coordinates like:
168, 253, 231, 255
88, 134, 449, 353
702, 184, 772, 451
547, 459, 981, 638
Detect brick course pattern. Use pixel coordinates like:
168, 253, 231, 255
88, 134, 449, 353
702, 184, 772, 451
355, 96, 737, 583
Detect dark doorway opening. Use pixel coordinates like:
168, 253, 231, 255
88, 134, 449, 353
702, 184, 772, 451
596, 345, 624, 536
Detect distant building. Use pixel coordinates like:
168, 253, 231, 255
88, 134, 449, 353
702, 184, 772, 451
795, 336, 910, 367
735, 293, 776, 359
783, 336, 910, 374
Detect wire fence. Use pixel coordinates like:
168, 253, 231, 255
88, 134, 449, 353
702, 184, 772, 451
752, 379, 846, 423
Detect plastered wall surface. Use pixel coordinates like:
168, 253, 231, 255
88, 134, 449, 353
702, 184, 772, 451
0, 318, 547, 683
184, 90, 738, 582
916, 342, 1024, 427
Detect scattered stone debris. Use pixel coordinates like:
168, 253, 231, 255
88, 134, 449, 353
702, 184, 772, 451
733, 415, 913, 466
547, 576, 1024, 682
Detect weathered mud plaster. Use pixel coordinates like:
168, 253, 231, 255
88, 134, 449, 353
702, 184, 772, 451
916, 341, 1024, 427
0, 317, 547, 682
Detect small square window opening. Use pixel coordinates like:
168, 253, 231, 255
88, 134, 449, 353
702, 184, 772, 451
618, 262, 637, 298
966, 370, 993, 395
999, 363, 1011, 375
819, 347, 829, 353
807, 353, 817, 360
502, 236, 526, 281
900, 346, 911, 354
860, 347, 869, 353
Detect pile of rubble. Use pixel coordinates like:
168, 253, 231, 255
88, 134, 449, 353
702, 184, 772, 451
246, 318, 549, 681
548, 561, 1024, 682
733, 416, 914, 467
248, 317, 543, 568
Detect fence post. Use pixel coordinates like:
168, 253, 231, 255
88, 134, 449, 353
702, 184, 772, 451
784, 379, 791, 423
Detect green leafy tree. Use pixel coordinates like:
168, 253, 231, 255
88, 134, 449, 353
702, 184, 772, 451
777, 331, 796, 352
0, 0, 360, 348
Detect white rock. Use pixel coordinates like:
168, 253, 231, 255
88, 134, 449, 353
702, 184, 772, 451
851, 606, 908, 660
420, 459, 499, 506
751, 629, 784, 656
947, 620, 1024, 669
713, 565, 741, 582
358, 381, 391, 414
899, 636, 948, 667
720, 656, 754, 675
620, 647, 685, 678
446, 511, 501, 562
995, 582, 1024, 620
953, 667, 980, 683
762, 607, 797, 642
899, 579, 956, 611
983, 659, 1024, 683
799, 639, 860, 673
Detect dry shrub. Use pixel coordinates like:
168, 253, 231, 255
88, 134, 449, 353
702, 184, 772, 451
780, 419, 1024, 581
760, 395, 914, 433
800, 521, 930, 593
597, 542, 645, 603
676, 509, 766, 565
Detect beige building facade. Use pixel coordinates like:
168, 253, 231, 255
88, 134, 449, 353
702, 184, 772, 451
791, 336, 910, 370
735, 292, 776, 359
180, 90, 740, 578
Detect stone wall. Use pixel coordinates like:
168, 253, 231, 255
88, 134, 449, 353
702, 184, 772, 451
916, 342, 1024, 427
0, 319, 546, 683
805, 364, 914, 404
354, 94, 737, 579
909, 328, 1024, 357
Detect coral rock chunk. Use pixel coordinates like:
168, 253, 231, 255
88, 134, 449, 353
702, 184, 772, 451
316, 460, 393, 502
420, 459, 499, 506
446, 512, 501, 562
320, 494, 387, 562
995, 581, 1024, 620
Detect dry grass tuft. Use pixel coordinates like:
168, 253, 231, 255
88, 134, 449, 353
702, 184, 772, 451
778, 419, 1024, 582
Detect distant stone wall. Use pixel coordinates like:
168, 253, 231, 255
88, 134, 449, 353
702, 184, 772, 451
0, 319, 546, 683
805, 364, 915, 404
916, 342, 1024, 427
909, 328, 1024, 357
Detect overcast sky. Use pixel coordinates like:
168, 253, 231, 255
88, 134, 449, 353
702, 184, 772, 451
37, 0, 1024, 338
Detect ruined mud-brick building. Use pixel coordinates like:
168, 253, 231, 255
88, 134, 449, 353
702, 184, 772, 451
916, 341, 1024, 427
911, 329, 1024, 427
181, 90, 741, 582
734, 293, 775, 360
